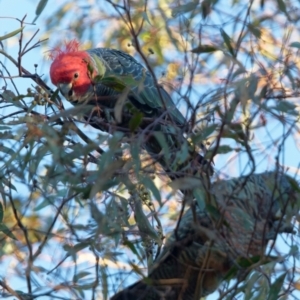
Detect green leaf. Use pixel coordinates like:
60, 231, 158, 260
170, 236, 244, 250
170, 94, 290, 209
290, 41, 300, 48
0, 126, 11, 131
0, 131, 15, 141
100, 266, 108, 299
49, 105, 93, 122
50, 88, 60, 102
192, 124, 218, 144
191, 45, 218, 53
34, 198, 51, 211
224, 257, 262, 281
175, 141, 189, 165
193, 188, 206, 210
259, 85, 268, 99
130, 142, 141, 174
33, 0, 49, 23
0, 202, 3, 223
90, 54, 107, 78
73, 271, 91, 282
0, 145, 15, 156
232, 67, 247, 79
248, 75, 259, 99
212, 145, 234, 155
153, 132, 170, 160
0, 183, 7, 208
99, 70, 141, 94
248, 24, 261, 38
287, 177, 300, 194
1, 178, 17, 192
284, 68, 296, 89
133, 198, 159, 241
90, 201, 106, 225
0, 27, 25, 41
114, 87, 130, 123
123, 240, 140, 257
267, 272, 287, 300
206, 204, 221, 219
107, 131, 124, 150
275, 100, 297, 114
276, 0, 287, 14
35, 0, 48, 15
73, 282, 95, 290
201, 0, 214, 19
141, 177, 161, 205
129, 111, 144, 132
142, 12, 151, 25
229, 123, 245, 140
223, 96, 239, 122
90, 159, 124, 197
0, 224, 17, 240
63, 242, 90, 261
220, 29, 235, 57
238, 256, 262, 268
289, 245, 299, 256
244, 272, 261, 300
169, 177, 201, 191
172, 1, 198, 17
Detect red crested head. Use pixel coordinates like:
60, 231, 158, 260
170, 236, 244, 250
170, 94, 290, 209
49, 39, 82, 61
49, 40, 94, 100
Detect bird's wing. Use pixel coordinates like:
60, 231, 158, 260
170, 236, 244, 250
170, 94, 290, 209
88, 48, 186, 126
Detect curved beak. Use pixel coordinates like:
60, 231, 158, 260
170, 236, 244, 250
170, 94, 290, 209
58, 83, 73, 97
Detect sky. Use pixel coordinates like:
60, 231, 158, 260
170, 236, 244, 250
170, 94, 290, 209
0, 0, 300, 299
0, 0, 50, 78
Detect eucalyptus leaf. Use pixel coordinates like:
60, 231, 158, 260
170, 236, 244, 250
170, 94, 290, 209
133, 198, 159, 241
73, 271, 91, 282
191, 45, 218, 53
169, 177, 201, 191
290, 41, 300, 49
0, 202, 3, 223
220, 29, 235, 57
141, 176, 161, 205
0, 27, 25, 41
34, 198, 51, 211
267, 272, 287, 300
172, 1, 198, 17
114, 87, 130, 123
0, 224, 17, 240
33, 0, 49, 23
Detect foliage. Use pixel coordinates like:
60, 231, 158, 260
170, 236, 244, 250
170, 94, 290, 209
0, 0, 299, 299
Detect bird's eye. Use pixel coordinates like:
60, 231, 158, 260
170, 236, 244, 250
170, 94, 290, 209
74, 72, 79, 79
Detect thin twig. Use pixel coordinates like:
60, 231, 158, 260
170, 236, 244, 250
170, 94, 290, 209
32, 192, 81, 261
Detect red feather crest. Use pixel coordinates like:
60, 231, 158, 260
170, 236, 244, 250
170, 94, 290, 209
49, 39, 82, 60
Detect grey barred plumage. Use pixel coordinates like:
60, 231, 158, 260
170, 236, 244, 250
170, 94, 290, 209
87, 48, 186, 124
111, 171, 297, 300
